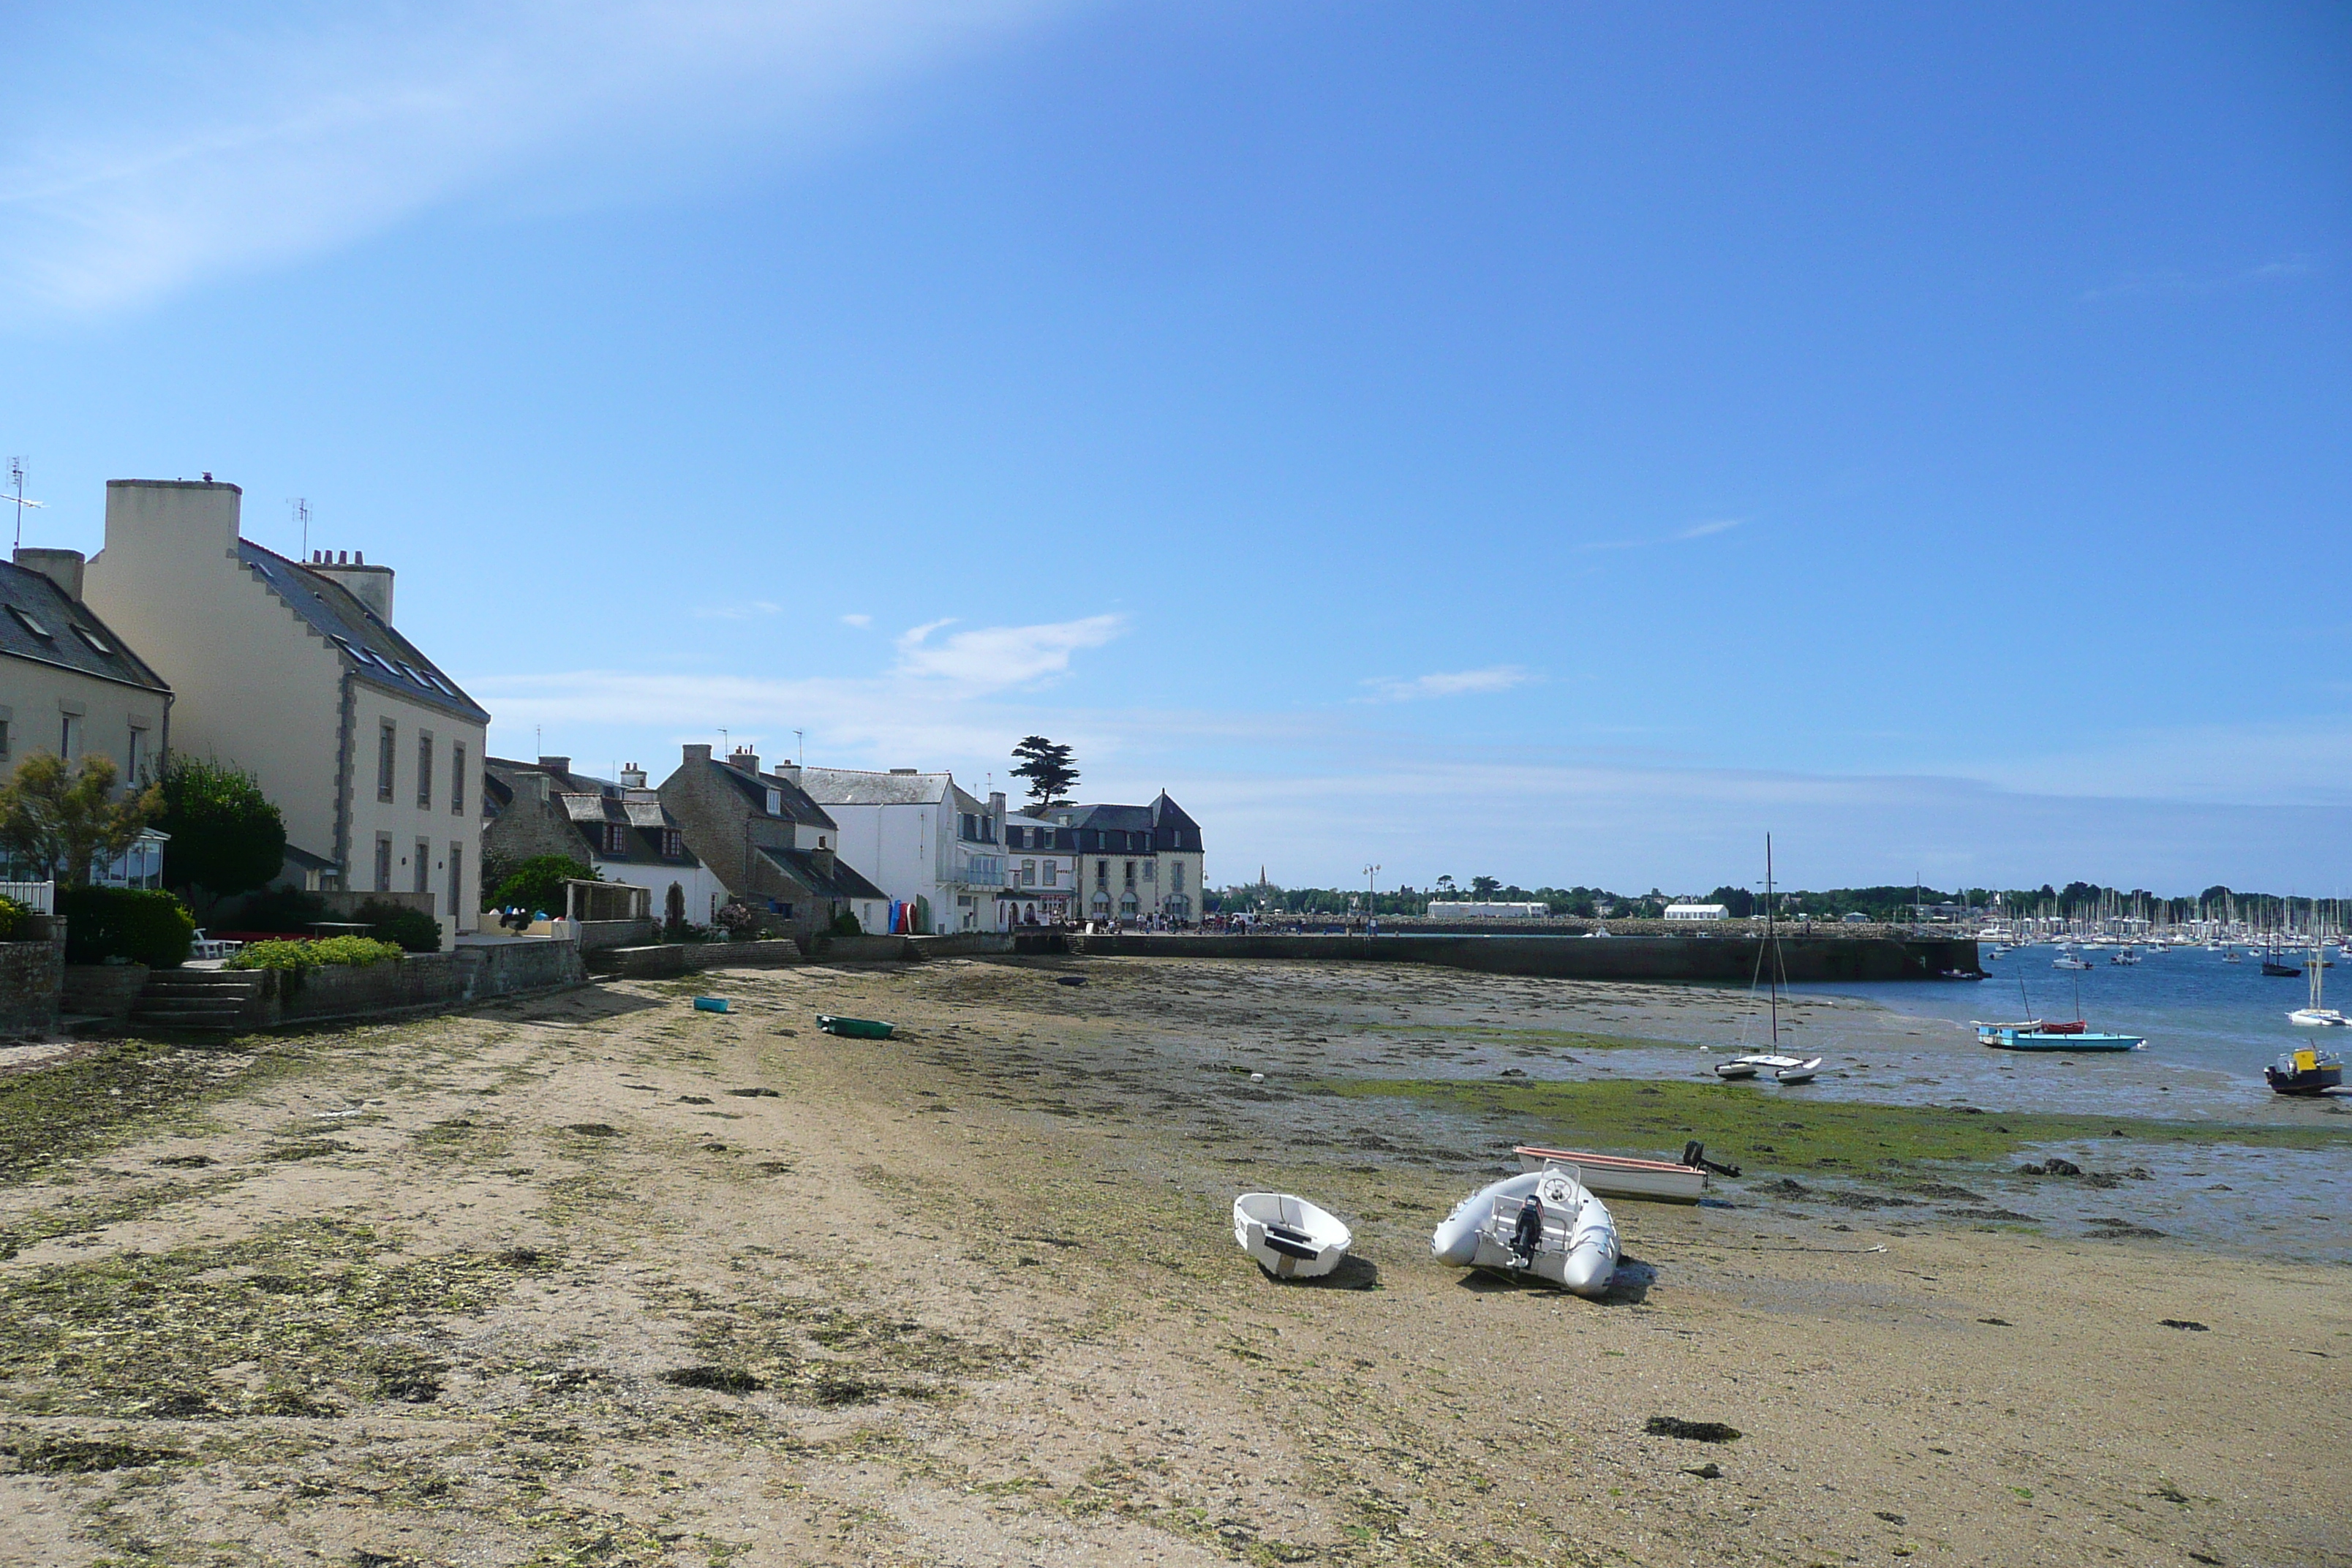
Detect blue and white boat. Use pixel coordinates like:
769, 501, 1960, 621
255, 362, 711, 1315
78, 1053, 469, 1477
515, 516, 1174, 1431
1982, 1025, 2144, 1052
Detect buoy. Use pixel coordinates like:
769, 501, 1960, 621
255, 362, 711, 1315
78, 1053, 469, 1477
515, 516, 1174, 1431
691, 997, 730, 1013
1249, 1071, 1265, 1082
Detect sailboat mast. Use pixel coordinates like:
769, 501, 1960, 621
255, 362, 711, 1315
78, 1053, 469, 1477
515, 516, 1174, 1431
1766, 834, 1779, 1048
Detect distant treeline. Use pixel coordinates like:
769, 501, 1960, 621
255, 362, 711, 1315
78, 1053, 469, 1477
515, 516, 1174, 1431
1207, 878, 2342, 925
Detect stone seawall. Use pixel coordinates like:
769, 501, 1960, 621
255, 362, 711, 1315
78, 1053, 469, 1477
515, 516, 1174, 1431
257, 939, 588, 1028
592, 939, 806, 979
1064, 931, 1980, 983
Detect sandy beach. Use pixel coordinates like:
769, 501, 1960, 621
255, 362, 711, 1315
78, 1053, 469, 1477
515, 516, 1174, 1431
1, 954, 2346, 1567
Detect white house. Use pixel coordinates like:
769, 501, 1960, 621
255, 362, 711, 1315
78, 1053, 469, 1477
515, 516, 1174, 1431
1663, 902, 1729, 922
83, 479, 488, 936
995, 808, 1079, 929
783, 765, 1000, 934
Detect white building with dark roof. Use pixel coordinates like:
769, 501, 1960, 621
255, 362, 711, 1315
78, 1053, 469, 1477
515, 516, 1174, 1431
1044, 793, 1205, 926
83, 478, 488, 933
781, 764, 1003, 934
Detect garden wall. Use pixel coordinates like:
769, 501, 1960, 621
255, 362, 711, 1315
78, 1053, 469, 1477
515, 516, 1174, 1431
0, 921, 66, 1034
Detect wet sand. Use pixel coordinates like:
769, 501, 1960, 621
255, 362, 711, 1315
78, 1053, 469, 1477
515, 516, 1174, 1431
1, 954, 2345, 1567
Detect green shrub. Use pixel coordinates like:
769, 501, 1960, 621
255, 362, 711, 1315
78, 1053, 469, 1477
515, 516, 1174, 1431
0, 893, 30, 943
232, 885, 328, 933
58, 887, 195, 968
483, 854, 592, 918
828, 908, 863, 937
355, 899, 442, 953
225, 936, 402, 973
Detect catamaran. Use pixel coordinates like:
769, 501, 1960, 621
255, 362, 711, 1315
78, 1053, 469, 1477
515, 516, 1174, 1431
1711, 835, 1822, 1085
2287, 941, 2348, 1029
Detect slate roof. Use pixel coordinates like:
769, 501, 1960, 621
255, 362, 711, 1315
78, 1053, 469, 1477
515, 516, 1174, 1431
238, 540, 487, 723
794, 767, 951, 808
701, 761, 837, 830
484, 757, 701, 869
0, 560, 170, 694
755, 845, 889, 902
1052, 793, 1202, 852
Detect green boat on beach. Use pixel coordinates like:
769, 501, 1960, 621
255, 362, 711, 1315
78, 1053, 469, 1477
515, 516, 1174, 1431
817, 1014, 896, 1040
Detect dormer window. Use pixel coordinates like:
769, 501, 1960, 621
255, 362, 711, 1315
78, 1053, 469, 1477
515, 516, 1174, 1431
765, 788, 783, 816
7, 604, 53, 640
663, 829, 682, 858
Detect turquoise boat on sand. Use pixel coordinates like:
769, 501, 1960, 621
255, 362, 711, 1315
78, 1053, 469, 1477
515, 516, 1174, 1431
1983, 1025, 2144, 1052
817, 1014, 895, 1040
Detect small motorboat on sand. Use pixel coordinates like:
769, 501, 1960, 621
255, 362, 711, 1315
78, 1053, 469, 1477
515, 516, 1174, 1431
1431, 1166, 1618, 1297
817, 1014, 895, 1039
1233, 1193, 1353, 1280
1513, 1144, 1708, 1203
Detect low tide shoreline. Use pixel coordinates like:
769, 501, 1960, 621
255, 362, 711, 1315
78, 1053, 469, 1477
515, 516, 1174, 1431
0, 954, 2345, 1567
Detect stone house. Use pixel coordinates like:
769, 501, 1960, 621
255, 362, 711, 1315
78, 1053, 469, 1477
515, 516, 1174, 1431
657, 746, 887, 938
482, 756, 731, 928
82, 478, 489, 938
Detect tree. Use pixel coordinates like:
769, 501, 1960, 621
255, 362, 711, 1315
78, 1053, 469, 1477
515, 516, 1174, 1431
483, 854, 598, 918
1470, 875, 1501, 898
0, 752, 161, 886
1008, 735, 1079, 809
156, 756, 287, 911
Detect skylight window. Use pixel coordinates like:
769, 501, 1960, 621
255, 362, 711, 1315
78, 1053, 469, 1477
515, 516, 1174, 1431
7, 604, 53, 640
75, 625, 113, 655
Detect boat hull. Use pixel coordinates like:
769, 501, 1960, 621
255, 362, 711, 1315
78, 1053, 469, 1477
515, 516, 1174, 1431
1983, 1028, 2143, 1052
1233, 1193, 1353, 1279
1514, 1145, 1706, 1203
816, 1014, 894, 1039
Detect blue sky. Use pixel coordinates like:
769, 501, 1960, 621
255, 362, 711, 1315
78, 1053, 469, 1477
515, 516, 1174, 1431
4, 2, 2347, 895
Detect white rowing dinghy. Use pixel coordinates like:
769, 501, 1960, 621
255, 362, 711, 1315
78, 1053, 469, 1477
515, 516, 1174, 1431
1431, 1166, 1619, 1297
1233, 1193, 1354, 1280
1513, 1145, 1706, 1203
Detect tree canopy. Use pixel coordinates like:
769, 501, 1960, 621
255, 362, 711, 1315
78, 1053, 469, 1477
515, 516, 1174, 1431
0, 752, 160, 886
1009, 735, 1079, 809
157, 755, 287, 905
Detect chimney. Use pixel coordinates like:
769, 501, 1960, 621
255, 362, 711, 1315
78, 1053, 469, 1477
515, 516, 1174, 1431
13, 547, 84, 602
889, 767, 918, 775
682, 743, 712, 765
772, 760, 801, 783
619, 763, 647, 789
727, 747, 760, 775
309, 551, 394, 622
538, 756, 570, 777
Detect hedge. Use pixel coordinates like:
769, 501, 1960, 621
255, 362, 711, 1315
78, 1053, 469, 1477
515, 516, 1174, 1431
59, 888, 196, 968
226, 936, 404, 973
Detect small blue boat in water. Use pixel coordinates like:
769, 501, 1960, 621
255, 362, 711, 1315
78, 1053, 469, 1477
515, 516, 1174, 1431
1983, 1025, 2144, 1052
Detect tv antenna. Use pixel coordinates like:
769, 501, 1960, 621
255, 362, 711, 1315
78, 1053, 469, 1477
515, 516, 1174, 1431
794, 728, 804, 766
7, 459, 45, 551
289, 497, 310, 558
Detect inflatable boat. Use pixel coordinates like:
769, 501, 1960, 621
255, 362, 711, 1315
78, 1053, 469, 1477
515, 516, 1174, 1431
1431, 1165, 1618, 1297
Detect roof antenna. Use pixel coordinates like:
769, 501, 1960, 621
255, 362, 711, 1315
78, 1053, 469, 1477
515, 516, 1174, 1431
7, 459, 45, 551
289, 497, 309, 559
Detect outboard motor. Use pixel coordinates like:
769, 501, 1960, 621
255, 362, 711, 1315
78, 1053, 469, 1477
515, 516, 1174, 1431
1511, 1195, 1544, 1266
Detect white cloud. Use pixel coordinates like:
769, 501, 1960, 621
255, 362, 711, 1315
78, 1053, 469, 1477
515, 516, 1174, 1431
0, 1, 1072, 320
2078, 254, 2318, 304
894, 613, 1125, 686
1674, 517, 1744, 540
839, 612, 872, 627
1359, 665, 1533, 703
1578, 516, 1747, 551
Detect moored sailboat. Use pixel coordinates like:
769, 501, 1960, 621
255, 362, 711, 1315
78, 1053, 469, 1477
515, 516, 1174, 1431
1711, 836, 1823, 1085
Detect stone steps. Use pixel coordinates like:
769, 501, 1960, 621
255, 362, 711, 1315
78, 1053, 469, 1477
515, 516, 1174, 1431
129, 970, 264, 1032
